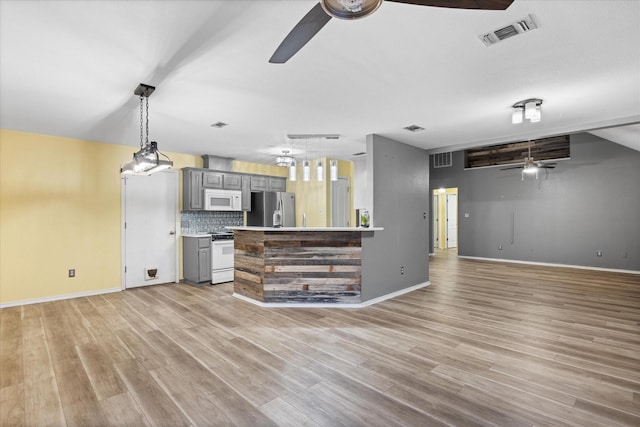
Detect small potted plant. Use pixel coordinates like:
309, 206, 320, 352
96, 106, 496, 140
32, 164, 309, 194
360, 210, 370, 228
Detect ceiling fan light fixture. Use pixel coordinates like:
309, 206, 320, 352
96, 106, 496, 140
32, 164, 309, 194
320, 0, 383, 19
512, 98, 543, 124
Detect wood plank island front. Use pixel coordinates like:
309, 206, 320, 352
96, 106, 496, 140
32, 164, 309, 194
228, 227, 383, 305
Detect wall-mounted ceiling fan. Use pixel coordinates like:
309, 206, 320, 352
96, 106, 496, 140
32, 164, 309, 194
269, 0, 515, 63
500, 140, 557, 180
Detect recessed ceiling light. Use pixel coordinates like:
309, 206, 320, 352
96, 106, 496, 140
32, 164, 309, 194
210, 122, 228, 128
403, 125, 425, 132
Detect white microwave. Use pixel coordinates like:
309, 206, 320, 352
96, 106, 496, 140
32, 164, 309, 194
204, 189, 242, 211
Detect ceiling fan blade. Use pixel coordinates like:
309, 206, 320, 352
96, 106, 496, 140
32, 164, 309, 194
386, 0, 514, 10
540, 165, 556, 169
500, 165, 524, 170
269, 3, 332, 64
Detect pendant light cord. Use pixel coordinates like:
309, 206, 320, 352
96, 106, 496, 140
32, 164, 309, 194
139, 95, 144, 149
145, 95, 150, 146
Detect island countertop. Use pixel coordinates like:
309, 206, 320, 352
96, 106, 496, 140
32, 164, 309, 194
227, 226, 383, 232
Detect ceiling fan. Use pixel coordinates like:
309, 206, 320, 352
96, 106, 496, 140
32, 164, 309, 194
269, 0, 515, 63
500, 140, 557, 180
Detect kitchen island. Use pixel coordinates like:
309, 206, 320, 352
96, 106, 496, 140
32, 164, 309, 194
228, 226, 383, 306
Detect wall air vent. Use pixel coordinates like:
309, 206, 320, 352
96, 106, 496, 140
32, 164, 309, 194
480, 14, 537, 47
433, 152, 452, 168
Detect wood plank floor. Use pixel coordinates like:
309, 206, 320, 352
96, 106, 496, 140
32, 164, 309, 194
1, 249, 639, 426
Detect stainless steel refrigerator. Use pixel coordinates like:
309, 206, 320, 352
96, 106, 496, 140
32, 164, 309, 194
247, 192, 296, 227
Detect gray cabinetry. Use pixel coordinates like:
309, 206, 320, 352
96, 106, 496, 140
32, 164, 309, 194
268, 177, 287, 192
250, 176, 286, 192
203, 171, 224, 189
241, 175, 251, 211
223, 173, 242, 190
203, 171, 242, 190
250, 175, 267, 191
182, 168, 203, 211
183, 167, 286, 211
183, 236, 211, 285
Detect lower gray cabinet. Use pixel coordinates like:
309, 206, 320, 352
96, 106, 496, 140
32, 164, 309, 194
183, 236, 211, 285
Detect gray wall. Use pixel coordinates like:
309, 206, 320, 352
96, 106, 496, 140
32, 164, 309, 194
430, 133, 640, 271
361, 134, 430, 301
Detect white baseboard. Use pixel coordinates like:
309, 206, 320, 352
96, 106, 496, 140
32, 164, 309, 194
233, 281, 431, 308
0, 287, 122, 309
457, 256, 640, 275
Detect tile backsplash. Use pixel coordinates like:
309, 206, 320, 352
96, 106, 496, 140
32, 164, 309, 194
181, 211, 243, 234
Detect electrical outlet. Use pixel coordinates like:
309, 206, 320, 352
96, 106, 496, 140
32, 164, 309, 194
401, 266, 405, 275
596, 250, 602, 257
68, 269, 75, 278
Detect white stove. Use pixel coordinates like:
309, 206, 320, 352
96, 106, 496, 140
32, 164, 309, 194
209, 232, 234, 284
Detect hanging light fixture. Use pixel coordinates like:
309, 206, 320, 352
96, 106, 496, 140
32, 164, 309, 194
302, 160, 311, 181
511, 98, 543, 125
288, 139, 297, 181
302, 138, 311, 181
316, 136, 324, 181
120, 83, 173, 175
330, 159, 338, 181
276, 150, 294, 166
288, 158, 297, 181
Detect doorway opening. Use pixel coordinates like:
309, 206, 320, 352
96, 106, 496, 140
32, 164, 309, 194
432, 187, 458, 250
331, 177, 351, 227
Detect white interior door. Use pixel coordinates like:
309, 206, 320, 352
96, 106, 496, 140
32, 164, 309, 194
122, 170, 178, 288
331, 177, 350, 227
446, 194, 458, 249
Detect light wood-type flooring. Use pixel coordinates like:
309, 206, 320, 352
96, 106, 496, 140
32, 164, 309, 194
1, 249, 639, 426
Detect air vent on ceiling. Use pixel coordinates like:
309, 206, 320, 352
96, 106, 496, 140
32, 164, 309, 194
287, 133, 340, 140
403, 125, 425, 132
480, 14, 537, 47
433, 152, 452, 168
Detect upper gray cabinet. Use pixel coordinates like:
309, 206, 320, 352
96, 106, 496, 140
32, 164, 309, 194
202, 171, 223, 189
222, 173, 242, 190
241, 175, 251, 211
268, 177, 287, 192
183, 168, 203, 211
250, 175, 267, 192
250, 175, 286, 192
203, 171, 242, 190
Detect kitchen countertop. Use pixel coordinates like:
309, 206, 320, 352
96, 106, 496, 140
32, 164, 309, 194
181, 233, 212, 238
227, 226, 383, 232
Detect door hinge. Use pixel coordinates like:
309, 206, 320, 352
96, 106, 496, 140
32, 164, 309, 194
124, 266, 127, 273
124, 222, 127, 229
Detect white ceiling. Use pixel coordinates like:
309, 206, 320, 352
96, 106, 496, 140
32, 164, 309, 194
1, 0, 639, 164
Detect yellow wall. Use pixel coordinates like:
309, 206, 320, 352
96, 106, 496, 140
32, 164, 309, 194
0, 130, 356, 305
232, 160, 287, 178
0, 129, 199, 305
285, 158, 355, 227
